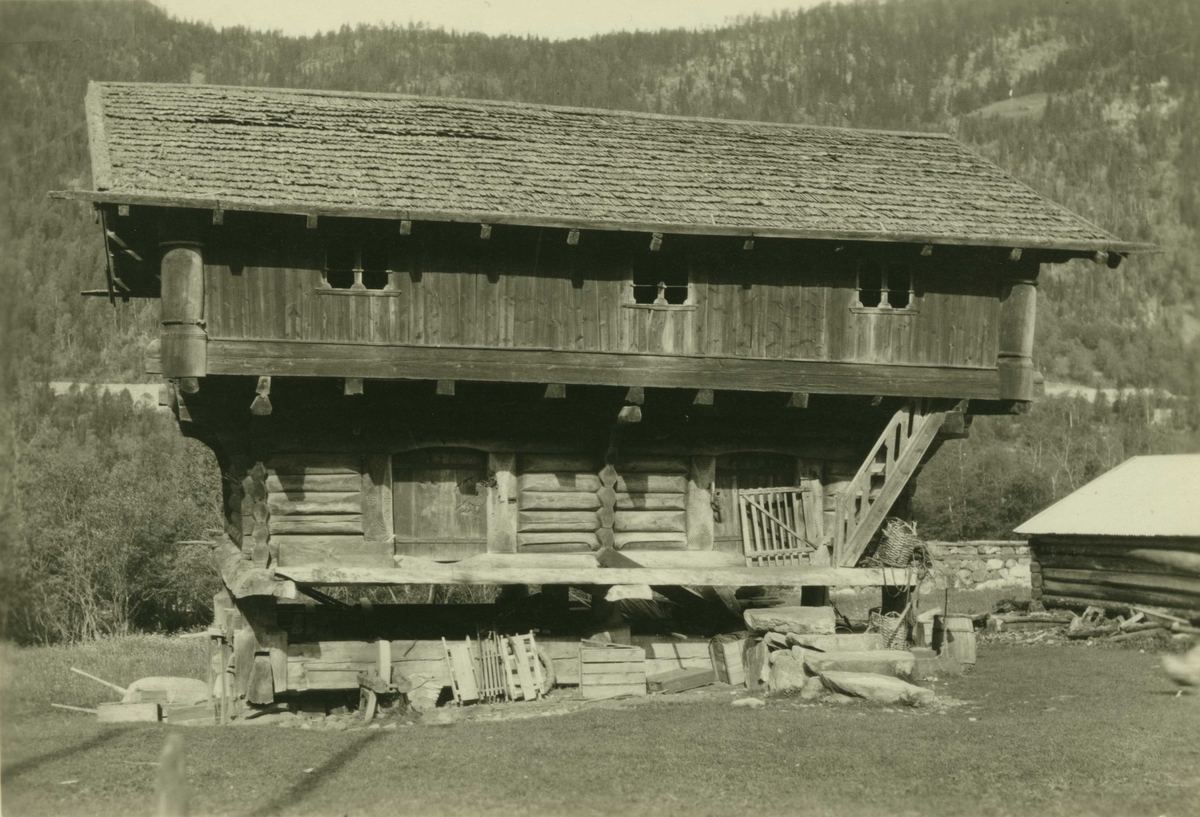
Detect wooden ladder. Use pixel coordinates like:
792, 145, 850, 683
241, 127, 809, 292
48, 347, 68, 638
833, 399, 948, 567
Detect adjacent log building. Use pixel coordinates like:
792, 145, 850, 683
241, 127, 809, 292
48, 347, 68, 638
1016, 454, 1200, 614
55, 82, 1148, 703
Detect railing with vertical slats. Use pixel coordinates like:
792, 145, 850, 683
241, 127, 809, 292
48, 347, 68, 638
738, 487, 816, 567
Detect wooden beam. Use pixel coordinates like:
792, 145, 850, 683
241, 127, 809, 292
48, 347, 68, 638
59, 190, 1156, 255
786, 392, 809, 408
436, 380, 456, 396
306, 214, 318, 229
249, 376, 272, 416
479, 223, 492, 240
202, 341, 1004, 400
344, 377, 364, 396
544, 383, 566, 399
178, 377, 200, 395
276, 557, 915, 587
743, 238, 755, 251
693, 389, 714, 406
212, 208, 224, 226
567, 229, 580, 246
649, 232, 663, 251
399, 219, 412, 235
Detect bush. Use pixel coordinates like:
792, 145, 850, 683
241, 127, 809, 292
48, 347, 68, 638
4, 384, 223, 644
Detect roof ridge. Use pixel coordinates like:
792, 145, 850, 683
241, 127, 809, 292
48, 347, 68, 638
92, 80, 958, 141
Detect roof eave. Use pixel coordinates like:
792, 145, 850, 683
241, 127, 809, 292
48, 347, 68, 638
48, 189, 1158, 255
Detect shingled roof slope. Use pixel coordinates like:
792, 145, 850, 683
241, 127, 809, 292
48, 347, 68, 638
73, 82, 1141, 252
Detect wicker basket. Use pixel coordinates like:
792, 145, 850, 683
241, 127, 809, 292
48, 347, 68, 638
877, 518, 922, 567
869, 610, 910, 649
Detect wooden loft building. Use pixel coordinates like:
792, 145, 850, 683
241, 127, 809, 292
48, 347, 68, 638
58, 82, 1147, 606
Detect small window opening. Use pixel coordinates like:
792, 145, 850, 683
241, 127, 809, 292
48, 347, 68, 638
324, 239, 392, 291
857, 260, 884, 307
360, 243, 390, 290
633, 254, 689, 305
888, 265, 913, 309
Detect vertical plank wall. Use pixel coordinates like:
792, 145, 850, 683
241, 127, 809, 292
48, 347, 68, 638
203, 225, 1003, 369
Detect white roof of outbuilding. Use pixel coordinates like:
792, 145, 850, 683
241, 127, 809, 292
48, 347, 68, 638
1014, 454, 1200, 538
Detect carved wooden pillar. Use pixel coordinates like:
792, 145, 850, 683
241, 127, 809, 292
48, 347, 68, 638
159, 241, 207, 379
997, 272, 1038, 401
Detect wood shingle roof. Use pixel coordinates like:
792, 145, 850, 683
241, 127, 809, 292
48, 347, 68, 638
70, 81, 1145, 252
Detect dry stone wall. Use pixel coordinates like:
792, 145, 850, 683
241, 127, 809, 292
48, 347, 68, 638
924, 540, 1031, 590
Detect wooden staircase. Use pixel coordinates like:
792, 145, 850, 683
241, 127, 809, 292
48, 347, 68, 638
833, 399, 949, 567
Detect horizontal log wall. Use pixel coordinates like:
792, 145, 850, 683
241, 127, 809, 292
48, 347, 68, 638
263, 453, 393, 569
1031, 535, 1200, 612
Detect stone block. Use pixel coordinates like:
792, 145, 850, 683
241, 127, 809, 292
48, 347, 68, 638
986, 558, 1004, 570
1010, 563, 1032, 580
803, 650, 916, 680
744, 606, 835, 635
800, 675, 826, 701
971, 569, 988, 583
819, 671, 934, 705
767, 653, 809, 693
908, 647, 940, 681
786, 632, 884, 652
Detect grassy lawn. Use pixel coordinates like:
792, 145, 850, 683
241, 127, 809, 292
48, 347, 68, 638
3, 637, 1199, 817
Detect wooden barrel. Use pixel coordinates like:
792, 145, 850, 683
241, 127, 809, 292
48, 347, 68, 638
942, 615, 977, 665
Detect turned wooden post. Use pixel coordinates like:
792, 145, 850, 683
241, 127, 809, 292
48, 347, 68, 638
997, 272, 1038, 401
159, 240, 207, 379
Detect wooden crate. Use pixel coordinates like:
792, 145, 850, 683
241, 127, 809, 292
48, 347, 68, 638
709, 635, 747, 686
579, 643, 646, 700
97, 702, 161, 723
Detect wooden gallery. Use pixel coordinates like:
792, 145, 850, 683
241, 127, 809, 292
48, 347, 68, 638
58, 82, 1144, 713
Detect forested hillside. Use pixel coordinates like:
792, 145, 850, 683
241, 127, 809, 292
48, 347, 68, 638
1, 0, 1197, 642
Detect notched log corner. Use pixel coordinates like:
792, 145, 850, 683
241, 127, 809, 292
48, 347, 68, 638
213, 535, 297, 600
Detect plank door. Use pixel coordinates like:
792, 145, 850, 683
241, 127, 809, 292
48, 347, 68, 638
392, 448, 489, 559
712, 453, 797, 555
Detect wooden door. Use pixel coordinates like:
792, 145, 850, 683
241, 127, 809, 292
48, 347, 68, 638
392, 448, 489, 558
713, 453, 797, 555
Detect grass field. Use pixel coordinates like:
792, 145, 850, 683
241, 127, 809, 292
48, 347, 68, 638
3, 636, 1199, 817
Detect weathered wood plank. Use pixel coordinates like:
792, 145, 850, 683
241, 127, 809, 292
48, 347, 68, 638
361, 453, 392, 543
266, 473, 361, 493
486, 452, 518, 554
269, 515, 364, 535
205, 340, 1003, 399
615, 474, 688, 494
520, 491, 603, 511
518, 511, 599, 532
613, 511, 686, 533
614, 492, 687, 511
268, 492, 362, 515
274, 536, 393, 568
276, 559, 915, 587
518, 473, 603, 493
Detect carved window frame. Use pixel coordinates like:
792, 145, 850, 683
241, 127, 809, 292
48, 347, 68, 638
851, 259, 918, 315
316, 236, 401, 297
